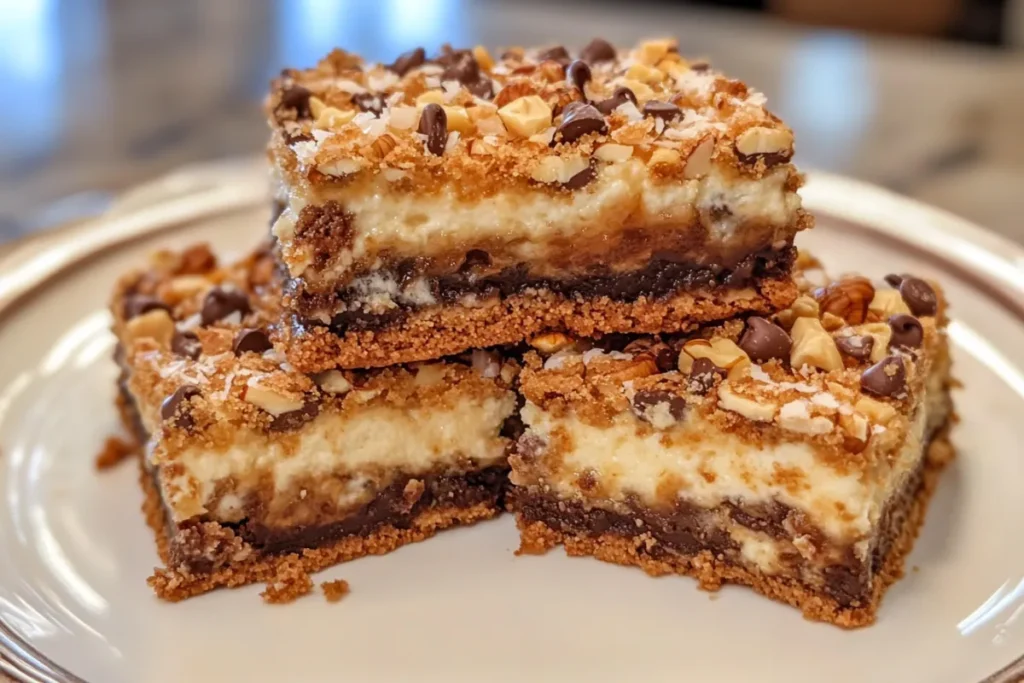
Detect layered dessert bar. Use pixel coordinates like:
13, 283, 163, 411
509, 255, 954, 627
111, 244, 518, 601
268, 38, 810, 372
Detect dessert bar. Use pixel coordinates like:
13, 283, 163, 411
268, 38, 810, 371
111, 245, 519, 600
508, 255, 954, 627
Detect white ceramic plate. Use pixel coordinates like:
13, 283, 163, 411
1, 161, 1024, 683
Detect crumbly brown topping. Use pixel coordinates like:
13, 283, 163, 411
321, 579, 351, 603
94, 436, 137, 470
519, 252, 951, 473
268, 38, 796, 196
110, 243, 520, 460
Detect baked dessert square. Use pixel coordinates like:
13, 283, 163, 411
267, 38, 810, 372
111, 244, 519, 601
508, 254, 954, 627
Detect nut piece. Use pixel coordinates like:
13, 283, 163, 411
362, 133, 397, 161
860, 322, 894, 363
869, 290, 911, 318
648, 148, 681, 168
529, 332, 572, 354
314, 105, 355, 130
415, 90, 445, 107
313, 370, 352, 395
679, 338, 751, 379
776, 295, 820, 329
244, 380, 305, 416
619, 78, 655, 102
530, 156, 590, 184
125, 309, 175, 349
442, 106, 473, 133
854, 396, 897, 424
388, 105, 418, 130
472, 45, 494, 73
790, 317, 843, 372
497, 95, 552, 138
735, 126, 794, 160
636, 38, 677, 66
719, 385, 778, 422
778, 399, 835, 435
816, 277, 875, 325
625, 63, 664, 84
683, 137, 715, 179
594, 143, 633, 163
161, 275, 210, 305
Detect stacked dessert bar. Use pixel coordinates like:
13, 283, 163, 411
111, 38, 953, 624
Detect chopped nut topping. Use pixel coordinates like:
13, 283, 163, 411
125, 309, 175, 349
719, 385, 777, 421
529, 332, 573, 354
790, 317, 843, 372
497, 95, 552, 138
244, 380, 306, 416
680, 338, 750, 379
868, 290, 911, 318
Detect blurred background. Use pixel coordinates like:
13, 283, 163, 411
0, 0, 1022, 244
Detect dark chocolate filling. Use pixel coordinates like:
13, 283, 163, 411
117, 364, 509, 573
510, 451, 929, 608
288, 246, 796, 334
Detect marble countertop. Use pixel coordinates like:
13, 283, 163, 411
0, 0, 1022, 245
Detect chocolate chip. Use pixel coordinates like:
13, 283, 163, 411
883, 273, 904, 288
418, 103, 447, 156
200, 288, 250, 326
690, 61, 711, 72
563, 161, 597, 190
595, 86, 636, 115
460, 249, 491, 272
538, 45, 570, 65
278, 85, 313, 118
654, 346, 678, 373
579, 38, 616, 64
466, 77, 493, 99
631, 389, 687, 423
388, 47, 425, 76
441, 53, 480, 85
566, 60, 591, 96
899, 277, 938, 316
269, 400, 320, 432
690, 357, 727, 394
123, 294, 170, 320
835, 334, 874, 361
160, 385, 201, 429
861, 356, 907, 398
643, 100, 681, 122
738, 316, 793, 363
888, 314, 923, 350
352, 92, 384, 116
433, 44, 472, 67
555, 102, 607, 144
171, 330, 202, 360
232, 328, 272, 355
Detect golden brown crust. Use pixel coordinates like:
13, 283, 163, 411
280, 276, 797, 372
515, 422, 955, 628
139, 453, 500, 601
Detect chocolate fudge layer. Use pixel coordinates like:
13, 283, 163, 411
268, 38, 810, 369
508, 254, 955, 627
111, 244, 518, 600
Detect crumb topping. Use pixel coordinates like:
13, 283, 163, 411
110, 243, 519, 458
268, 38, 796, 196
519, 252, 950, 473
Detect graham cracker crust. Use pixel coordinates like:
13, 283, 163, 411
515, 420, 956, 629
137, 456, 500, 602
283, 275, 798, 372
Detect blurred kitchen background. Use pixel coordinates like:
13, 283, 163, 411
0, 0, 1022, 243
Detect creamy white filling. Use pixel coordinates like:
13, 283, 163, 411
274, 161, 801, 280
154, 393, 516, 521
520, 383, 937, 541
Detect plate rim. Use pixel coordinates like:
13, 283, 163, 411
0, 160, 1022, 683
